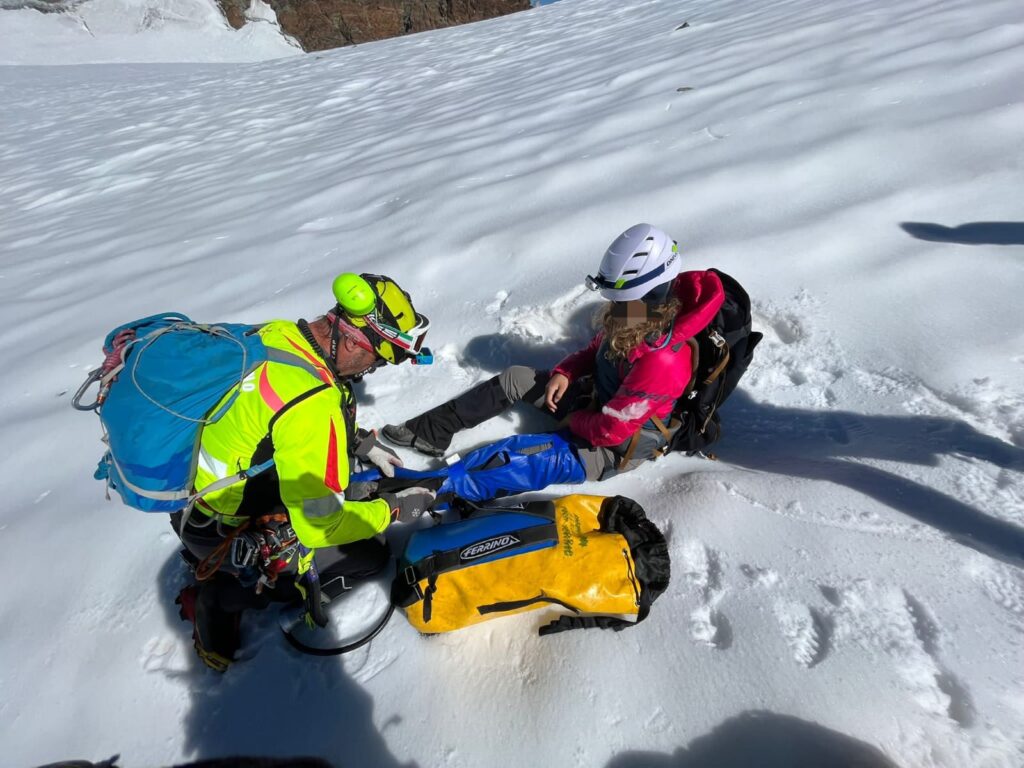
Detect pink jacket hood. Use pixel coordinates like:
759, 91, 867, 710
553, 270, 725, 448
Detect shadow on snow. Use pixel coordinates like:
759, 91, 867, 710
900, 221, 1024, 246
722, 390, 1024, 568
606, 710, 900, 768
155, 555, 414, 768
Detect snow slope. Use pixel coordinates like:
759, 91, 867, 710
1, 0, 1023, 766
0, 0, 299, 64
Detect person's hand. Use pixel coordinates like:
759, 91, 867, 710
380, 487, 436, 522
544, 373, 570, 412
355, 429, 404, 478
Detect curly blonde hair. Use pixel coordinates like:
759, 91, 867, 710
597, 298, 680, 359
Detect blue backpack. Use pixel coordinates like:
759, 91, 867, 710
74, 313, 318, 514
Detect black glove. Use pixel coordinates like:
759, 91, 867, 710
379, 487, 436, 522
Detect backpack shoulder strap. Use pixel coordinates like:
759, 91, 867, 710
180, 381, 333, 534
251, 382, 334, 466
265, 347, 333, 381
683, 337, 700, 395
701, 328, 730, 386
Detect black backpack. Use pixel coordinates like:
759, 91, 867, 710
667, 269, 762, 456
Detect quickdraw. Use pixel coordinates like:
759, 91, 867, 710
195, 513, 298, 592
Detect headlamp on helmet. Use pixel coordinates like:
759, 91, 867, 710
585, 224, 681, 303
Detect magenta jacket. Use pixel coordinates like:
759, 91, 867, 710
552, 270, 725, 447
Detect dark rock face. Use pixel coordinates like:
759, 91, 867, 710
217, 0, 530, 52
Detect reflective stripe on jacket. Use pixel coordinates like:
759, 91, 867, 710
193, 320, 390, 547
552, 270, 725, 447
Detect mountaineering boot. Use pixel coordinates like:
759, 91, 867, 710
384, 375, 512, 458
380, 423, 446, 458
176, 578, 242, 673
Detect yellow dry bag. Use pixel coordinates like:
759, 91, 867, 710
391, 494, 670, 635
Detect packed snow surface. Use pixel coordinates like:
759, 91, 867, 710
1, 0, 1023, 766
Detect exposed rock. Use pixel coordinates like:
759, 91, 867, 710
3, 0, 82, 12
216, 0, 531, 51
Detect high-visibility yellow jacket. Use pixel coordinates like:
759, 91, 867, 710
193, 320, 390, 548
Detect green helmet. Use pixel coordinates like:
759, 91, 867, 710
330, 273, 430, 365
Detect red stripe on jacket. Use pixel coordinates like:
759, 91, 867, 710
258, 365, 285, 412
324, 419, 342, 493
285, 337, 334, 385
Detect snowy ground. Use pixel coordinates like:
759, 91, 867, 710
0, 0, 299, 64
1, 0, 1023, 766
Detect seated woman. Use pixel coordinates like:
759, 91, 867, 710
383, 223, 725, 481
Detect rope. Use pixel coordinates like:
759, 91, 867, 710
130, 323, 249, 424
193, 513, 295, 583
283, 602, 395, 657
195, 519, 250, 582
101, 329, 136, 376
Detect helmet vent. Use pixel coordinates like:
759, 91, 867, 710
595, 223, 679, 301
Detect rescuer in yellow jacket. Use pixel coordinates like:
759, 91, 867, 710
175, 273, 435, 671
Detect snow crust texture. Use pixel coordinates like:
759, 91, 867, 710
1, 0, 1023, 766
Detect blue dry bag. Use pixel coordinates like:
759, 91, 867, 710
352, 432, 587, 507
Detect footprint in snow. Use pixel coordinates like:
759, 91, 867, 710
141, 636, 181, 674
824, 581, 973, 725
753, 308, 803, 346
903, 590, 975, 728
980, 570, 1024, 617
773, 600, 832, 668
822, 413, 871, 445
966, 558, 1024, 630
680, 540, 731, 650
740, 563, 779, 588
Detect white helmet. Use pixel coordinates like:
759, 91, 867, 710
585, 223, 681, 302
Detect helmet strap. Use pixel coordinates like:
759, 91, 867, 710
296, 319, 342, 387
328, 311, 382, 361
329, 310, 342, 362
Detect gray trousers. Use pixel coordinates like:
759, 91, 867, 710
497, 365, 668, 481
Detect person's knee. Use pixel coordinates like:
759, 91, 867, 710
577, 445, 614, 481
498, 365, 542, 401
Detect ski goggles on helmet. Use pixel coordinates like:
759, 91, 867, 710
331, 272, 432, 365
585, 272, 675, 306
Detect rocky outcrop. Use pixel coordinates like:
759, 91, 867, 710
217, 0, 530, 52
